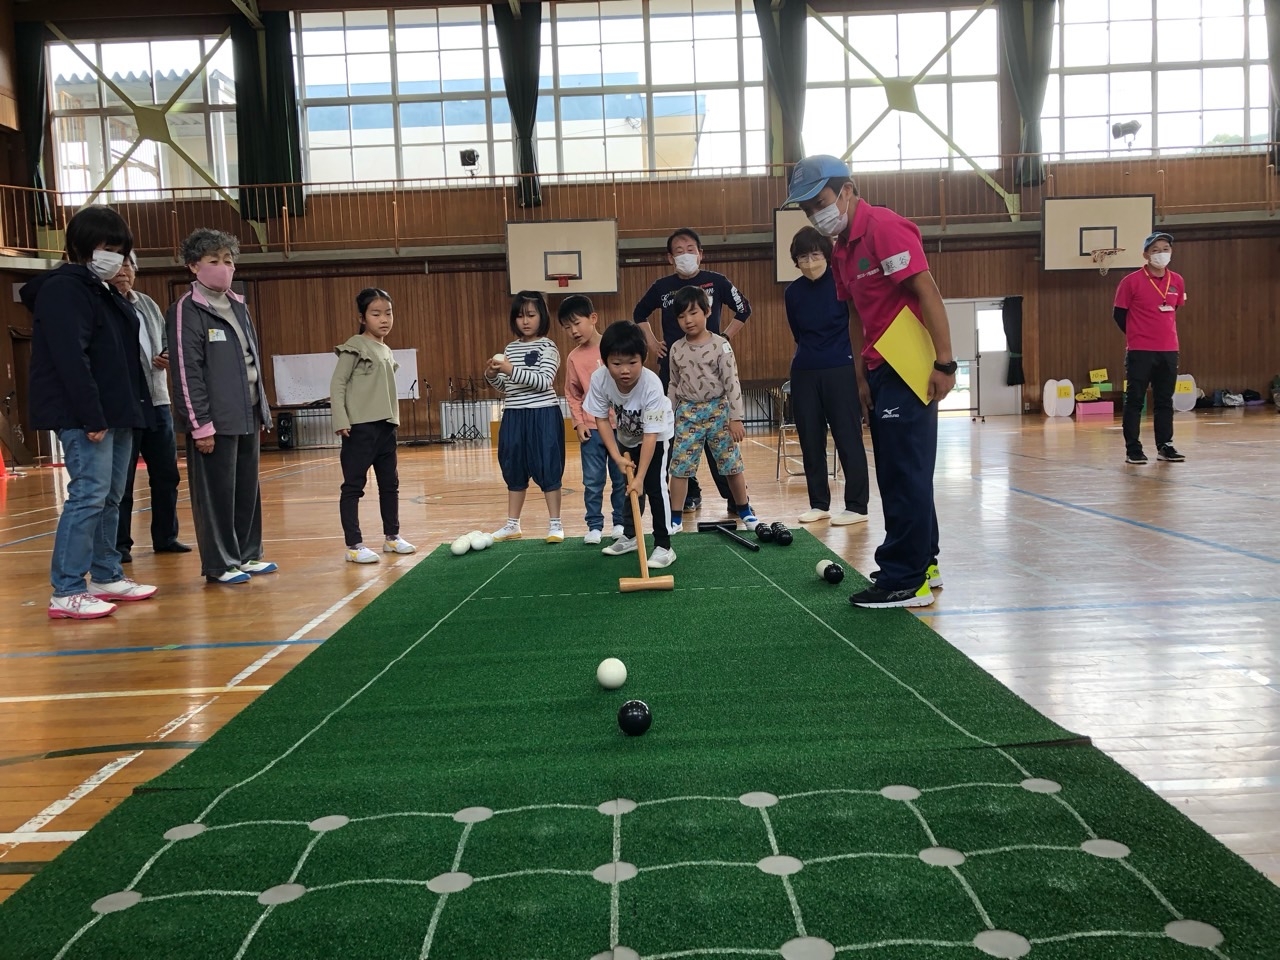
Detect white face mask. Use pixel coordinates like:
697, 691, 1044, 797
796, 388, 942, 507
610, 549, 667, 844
89, 249, 125, 281
1148, 251, 1172, 269
809, 192, 849, 238
673, 253, 700, 277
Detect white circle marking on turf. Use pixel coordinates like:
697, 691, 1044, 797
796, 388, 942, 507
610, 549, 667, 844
879, 785, 921, 801
973, 929, 1032, 958
597, 799, 637, 815
91, 891, 142, 914
258, 883, 306, 905
453, 806, 494, 823
739, 791, 779, 808
757, 855, 804, 876
590, 948, 640, 960
780, 936, 836, 960
427, 872, 473, 894
1081, 839, 1130, 859
918, 846, 966, 867
309, 815, 349, 832
163, 823, 206, 841
592, 861, 638, 884
1020, 778, 1062, 794
1165, 919, 1224, 948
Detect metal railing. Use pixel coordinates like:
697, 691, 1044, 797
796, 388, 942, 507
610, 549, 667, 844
2, 146, 1276, 261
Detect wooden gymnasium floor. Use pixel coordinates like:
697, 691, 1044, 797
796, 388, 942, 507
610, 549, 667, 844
1, 408, 1278, 901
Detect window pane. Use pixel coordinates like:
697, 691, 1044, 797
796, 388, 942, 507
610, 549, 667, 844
1249, 11, 1268, 58
1042, 117, 1062, 156
1043, 74, 1061, 117
560, 45, 604, 87
806, 18, 846, 84
1063, 73, 1109, 117
1203, 17, 1245, 59
300, 12, 345, 55
438, 8, 485, 50
917, 83, 948, 133
1249, 63, 1269, 107
1157, 20, 1199, 61
101, 43, 151, 107
604, 43, 647, 85
1109, 19, 1152, 64
1156, 0, 1200, 17
307, 106, 351, 148
1157, 110, 1201, 148
692, 7, 738, 42
1110, 70, 1152, 114
351, 103, 394, 145
394, 10, 439, 52
949, 9, 997, 77
54, 115, 105, 198
1249, 106, 1268, 140
346, 10, 389, 53
701, 88, 740, 132
347, 54, 392, 96
1203, 109, 1245, 143
564, 136, 607, 171
1158, 68, 1202, 110
850, 96, 898, 165
440, 50, 486, 92
743, 35, 763, 82
562, 95, 606, 137
310, 148, 354, 183
1111, 0, 1152, 18
696, 131, 742, 169
50, 43, 101, 110
696, 38, 739, 83
206, 39, 236, 105
401, 102, 444, 144
606, 135, 644, 170
151, 40, 203, 105
953, 81, 998, 160
1064, 24, 1109, 67
651, 42, 695, 84
654, 133, 697, 169
557, 4, 601, 45
1065, 0, 1110, 22
849, 15, 896, 80
165, 113, 209, 183
304, 56, 348, 99
492, 140, 515, 176
1063, 116, 1110, 153
897, 12, 947, 77
803, 87, 847, 157
397, 53, 440, 95
353, 145, 397, 180
443, 100, 488, 140
849, 85, 887, 144
403, 144, 446, 178
106, 115, 155, 192
210, 109, 238, 186
600, 0, 644, 44
1203, 67, 1244, 108
744, 86, 765, 130
649, 0, 694, 42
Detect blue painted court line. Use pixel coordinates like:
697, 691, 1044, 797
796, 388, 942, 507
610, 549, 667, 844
916, 595, 1280, 618
0, 638, 325, 660
1007, 485, 1280, 566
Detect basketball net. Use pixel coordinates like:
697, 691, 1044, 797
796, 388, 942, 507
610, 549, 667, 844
1090, 248, 1124, 276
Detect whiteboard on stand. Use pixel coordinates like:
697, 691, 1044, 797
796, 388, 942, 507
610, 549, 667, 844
272, 349, 420, 405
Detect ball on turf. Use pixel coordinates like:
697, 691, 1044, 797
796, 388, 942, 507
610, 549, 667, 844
816, 559, 832, 577
596, 657, 627, 690
450, 535, 471, 556
823, 563, 845, 584
481, 533, 494, 549
467, 531, 487, 551
755, 522, 774, 543
617, 699, 652, 736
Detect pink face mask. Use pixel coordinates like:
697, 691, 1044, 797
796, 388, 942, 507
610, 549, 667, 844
196, 261, 234, 293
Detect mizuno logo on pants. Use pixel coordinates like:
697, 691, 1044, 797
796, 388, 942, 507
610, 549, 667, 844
881, 407, 900, 419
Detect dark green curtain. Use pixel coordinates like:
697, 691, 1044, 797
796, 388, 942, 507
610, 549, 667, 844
1266, 0, 1280, 166
998, 0, 1055, 186
753, 0, 806, 164
491, 2, 543, 207
1001, 296, 1026, 386
14, 23, 52, 223
232, 12, 304, 220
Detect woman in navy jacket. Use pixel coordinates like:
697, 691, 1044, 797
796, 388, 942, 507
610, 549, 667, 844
22, 206, 158, 619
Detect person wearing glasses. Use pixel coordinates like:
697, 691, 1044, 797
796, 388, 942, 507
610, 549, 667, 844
783, 226, 870, 528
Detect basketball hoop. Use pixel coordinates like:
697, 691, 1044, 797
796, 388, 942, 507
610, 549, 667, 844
549, 274, 574, 288
1090, 247, 1124, 276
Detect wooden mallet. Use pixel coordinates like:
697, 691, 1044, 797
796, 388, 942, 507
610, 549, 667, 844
618, 457, 675, 594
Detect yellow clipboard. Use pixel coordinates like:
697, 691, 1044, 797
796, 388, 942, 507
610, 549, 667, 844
872, 305, 936, 405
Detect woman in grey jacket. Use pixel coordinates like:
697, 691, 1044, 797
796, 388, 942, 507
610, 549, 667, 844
167, 229, 278, 585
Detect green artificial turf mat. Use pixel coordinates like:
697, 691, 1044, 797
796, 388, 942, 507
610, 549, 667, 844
3, 530, 1278, 959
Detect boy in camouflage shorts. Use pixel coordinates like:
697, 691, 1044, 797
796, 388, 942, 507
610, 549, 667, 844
665, 286, 759, 534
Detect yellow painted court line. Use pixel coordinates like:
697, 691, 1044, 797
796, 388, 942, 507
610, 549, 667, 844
0, 685, 271, 704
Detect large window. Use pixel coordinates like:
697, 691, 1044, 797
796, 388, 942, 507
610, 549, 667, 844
48, 38, 237, 202
1043, 0, 1270, 158
802, 7, 999, 172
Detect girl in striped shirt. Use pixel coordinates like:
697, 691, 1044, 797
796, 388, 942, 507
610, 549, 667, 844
485, 291, 565, 542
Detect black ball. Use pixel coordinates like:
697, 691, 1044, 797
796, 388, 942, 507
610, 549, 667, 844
823, 563, 845, 584
755, 522, 774, 542
617, 699, 652, 736
776, 530, 794, 546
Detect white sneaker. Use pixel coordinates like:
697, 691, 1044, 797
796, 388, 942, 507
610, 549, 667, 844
48, 593, 117, 620
347, 546, 380, 564
611, 524, 626, 540
241, 560, 278, 575
669, 520, 683, 535
384, 536, 416, 554
493, 520, 523, 542
647, 546, 676, 569
89, 578, 157, 602
207, 567, 251, 584
830, 511, 869, 526
798, 509, 831, 523
584, 529, 603, 545
546, 520, 565, 543
602, 536, 637, 556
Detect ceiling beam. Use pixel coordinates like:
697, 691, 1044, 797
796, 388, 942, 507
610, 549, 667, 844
229, 0, 263, 30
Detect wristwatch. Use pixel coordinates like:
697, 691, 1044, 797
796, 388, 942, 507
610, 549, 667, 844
933, 359, 958, 375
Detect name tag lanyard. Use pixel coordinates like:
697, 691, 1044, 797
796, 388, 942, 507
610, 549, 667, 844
1145, 269, 1173, 310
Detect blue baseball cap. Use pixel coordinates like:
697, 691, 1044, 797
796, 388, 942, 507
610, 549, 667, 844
1142, 231, 1174, 251
784, 155, 852, 206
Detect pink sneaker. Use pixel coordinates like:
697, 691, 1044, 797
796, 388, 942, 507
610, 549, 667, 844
49, 593, 117, 620
89, 578, 158, 602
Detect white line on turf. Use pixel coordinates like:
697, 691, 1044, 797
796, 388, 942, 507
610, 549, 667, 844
636, 860, 756, 873
947, 865, 993, 929
903, 801, 938, 846
51, 915, 101, 960
1029, 931, 1166, 945
964, 844, 1081, 857
232, 904, 277, 960
611, 811, 622, 948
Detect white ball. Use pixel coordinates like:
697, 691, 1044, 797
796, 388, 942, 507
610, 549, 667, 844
492, 353, 505, 363
450, 536, 471, 556
596, 657, 627, 690
816, 559, 832, 577
481, 534, 494, 549
467, 532, 487, 551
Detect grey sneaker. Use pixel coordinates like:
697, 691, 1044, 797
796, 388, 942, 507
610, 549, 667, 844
602, 536, 638, 556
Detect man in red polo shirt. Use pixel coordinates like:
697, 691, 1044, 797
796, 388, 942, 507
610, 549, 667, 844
785, 155, 956, 609
1113, 231, 1186, 465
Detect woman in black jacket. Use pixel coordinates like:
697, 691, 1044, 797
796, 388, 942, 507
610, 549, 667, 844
22, 206, 158, 619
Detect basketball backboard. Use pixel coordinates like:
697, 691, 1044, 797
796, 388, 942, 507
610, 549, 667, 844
1042, 196, 1154, 272
774, 208, 813, 283
506, 220, 618, 295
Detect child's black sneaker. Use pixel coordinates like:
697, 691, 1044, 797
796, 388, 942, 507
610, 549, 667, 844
1157, 444, 1185, 462
1125, 450, 1149, 465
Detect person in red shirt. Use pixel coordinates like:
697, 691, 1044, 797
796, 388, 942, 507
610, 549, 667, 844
785, 155, 956, 609
1113, 232, 1186, 465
